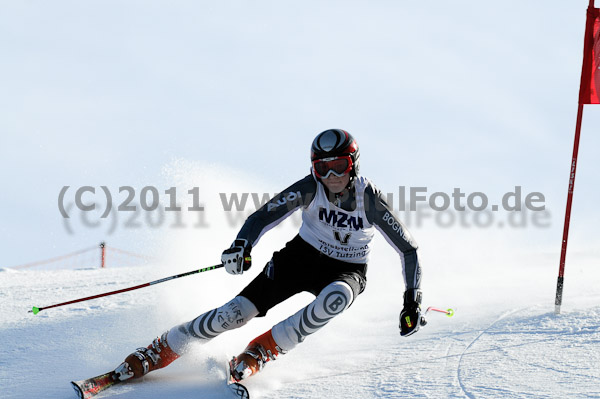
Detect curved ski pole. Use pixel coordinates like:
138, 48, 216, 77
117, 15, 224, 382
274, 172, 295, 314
29, 264, 224, 314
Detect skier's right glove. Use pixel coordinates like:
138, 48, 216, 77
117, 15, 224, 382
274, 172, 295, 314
399, 289, 422, 337
222, 239, 252, 275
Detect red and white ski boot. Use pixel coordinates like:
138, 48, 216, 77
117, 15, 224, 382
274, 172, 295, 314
229, 329, 284, 382
114, 331, 180, 381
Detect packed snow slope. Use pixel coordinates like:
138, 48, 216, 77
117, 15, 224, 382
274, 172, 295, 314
2, 238, 599, 399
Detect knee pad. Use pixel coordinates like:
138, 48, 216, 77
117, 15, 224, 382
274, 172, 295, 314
318, 281, 354, 315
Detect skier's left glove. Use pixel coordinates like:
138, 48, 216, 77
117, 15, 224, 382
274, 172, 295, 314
222, 239, 252, 275
399, 289, 422, 337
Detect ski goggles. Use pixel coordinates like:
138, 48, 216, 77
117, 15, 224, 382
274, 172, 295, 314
312, 156, 353, 178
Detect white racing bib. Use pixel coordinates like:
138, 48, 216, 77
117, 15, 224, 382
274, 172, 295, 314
299, 176, 375, 263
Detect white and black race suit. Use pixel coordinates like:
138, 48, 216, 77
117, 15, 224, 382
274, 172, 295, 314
236, 173, 421, 314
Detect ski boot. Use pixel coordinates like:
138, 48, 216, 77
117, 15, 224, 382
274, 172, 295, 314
229, 329, 285, 382
114, 331, 180, 381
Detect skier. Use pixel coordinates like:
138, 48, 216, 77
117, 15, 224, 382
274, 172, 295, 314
113, 129, 423, 383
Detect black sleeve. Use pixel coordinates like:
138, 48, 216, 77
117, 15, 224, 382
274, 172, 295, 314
236, 174, 317, 247
364, 182, 422, 290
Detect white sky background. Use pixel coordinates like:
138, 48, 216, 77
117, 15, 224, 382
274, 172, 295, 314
1, 1, 599, 277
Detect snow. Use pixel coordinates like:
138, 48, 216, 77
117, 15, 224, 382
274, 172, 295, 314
2, 239, 599, 399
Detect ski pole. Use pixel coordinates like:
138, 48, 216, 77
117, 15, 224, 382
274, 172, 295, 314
29, 263, 224, 315
420, 306, 454, 326
424, 307, 454, 317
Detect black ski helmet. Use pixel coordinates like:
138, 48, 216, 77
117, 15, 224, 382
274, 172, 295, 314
311, 129, 360, 178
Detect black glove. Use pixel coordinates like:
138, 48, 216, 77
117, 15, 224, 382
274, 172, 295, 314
221, 239, 252, 275
399, 289, 422, 337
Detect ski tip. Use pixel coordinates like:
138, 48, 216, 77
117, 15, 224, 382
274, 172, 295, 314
70, 381, 84, 399
31, 307, 40, 315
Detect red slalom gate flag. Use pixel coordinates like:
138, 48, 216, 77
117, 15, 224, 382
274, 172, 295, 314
579, 4, 600, 104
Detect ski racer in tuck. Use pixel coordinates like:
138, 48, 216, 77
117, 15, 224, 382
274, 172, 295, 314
113, 129, 423, 383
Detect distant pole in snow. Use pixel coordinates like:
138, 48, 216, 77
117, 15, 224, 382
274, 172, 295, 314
100, 242, 106, 268
555, 0, 600, 315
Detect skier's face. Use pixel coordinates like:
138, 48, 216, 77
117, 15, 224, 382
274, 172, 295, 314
322, 173, 350, 193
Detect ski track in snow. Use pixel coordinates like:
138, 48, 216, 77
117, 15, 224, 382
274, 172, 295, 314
2, 266, 600, 399
456, 308, 524, 399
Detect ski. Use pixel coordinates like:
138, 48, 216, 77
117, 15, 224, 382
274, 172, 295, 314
71, 371, 120, 399
71, 360, 251, 399
226, 358, 250, 399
